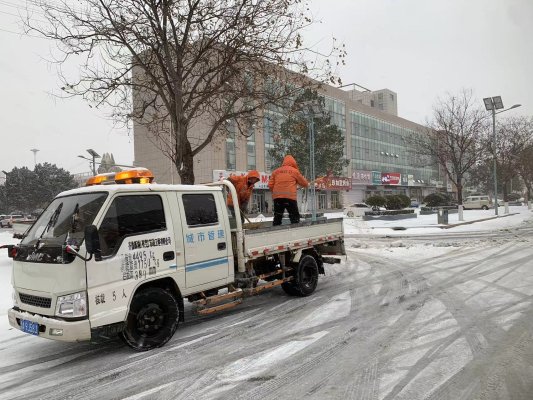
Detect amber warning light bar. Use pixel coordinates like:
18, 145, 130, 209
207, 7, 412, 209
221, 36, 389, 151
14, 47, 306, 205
85, 168, 155, 186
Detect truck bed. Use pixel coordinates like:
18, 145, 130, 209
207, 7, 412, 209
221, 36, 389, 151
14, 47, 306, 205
238, 218, 344, 259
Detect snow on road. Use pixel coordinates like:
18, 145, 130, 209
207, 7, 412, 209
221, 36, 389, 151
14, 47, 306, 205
0, 206, 532, 399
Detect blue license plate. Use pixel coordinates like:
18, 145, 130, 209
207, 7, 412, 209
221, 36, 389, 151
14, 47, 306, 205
21, 319, 39, 336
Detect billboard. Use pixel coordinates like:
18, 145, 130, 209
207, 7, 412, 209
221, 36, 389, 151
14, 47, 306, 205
381, 172, 401, 185
351, 170, 372, 185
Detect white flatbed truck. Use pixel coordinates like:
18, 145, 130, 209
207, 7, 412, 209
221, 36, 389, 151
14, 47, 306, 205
4, 168, 345, 350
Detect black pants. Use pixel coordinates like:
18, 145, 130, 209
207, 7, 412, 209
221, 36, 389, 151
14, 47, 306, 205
273, 198, 300, 226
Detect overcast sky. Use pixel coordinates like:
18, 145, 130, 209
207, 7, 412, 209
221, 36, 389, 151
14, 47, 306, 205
0, 0, 531, 175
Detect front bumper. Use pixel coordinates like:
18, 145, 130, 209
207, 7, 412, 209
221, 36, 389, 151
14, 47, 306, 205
8, 308, 91, 342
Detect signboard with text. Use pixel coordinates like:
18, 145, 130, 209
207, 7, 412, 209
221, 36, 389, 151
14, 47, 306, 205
372, 171, 382, 185
351, 170, 372, 185
315, 176, 352, 191
381, 172, 401, 185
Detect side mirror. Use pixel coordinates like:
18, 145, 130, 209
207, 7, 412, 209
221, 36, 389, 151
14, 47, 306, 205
84, 225, 102, 261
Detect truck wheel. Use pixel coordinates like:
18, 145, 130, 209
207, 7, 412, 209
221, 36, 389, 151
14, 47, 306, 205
121, 287, 179, 351
482, 205, 488, 210
347, 211, 354, 217
294, 255, 319, 297
281, 282, 300, 296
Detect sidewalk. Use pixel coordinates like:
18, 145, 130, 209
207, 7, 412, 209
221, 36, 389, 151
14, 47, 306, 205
342, 206, 533, 236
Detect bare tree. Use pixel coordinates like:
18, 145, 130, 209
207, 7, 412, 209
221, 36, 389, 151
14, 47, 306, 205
500, 117, 533, 200
26, 0, 345, 183
407, 90, 489, 204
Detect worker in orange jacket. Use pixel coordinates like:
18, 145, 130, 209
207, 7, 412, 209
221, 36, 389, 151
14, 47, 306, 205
227, 170, 261, 221
268, 155, 309, 225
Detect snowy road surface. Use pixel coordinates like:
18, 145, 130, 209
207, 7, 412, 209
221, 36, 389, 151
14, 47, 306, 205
1, 210, 533, 399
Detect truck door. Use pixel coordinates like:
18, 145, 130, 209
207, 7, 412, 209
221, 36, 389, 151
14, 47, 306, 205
86, 193, 184, 329
177, 192, 232, 288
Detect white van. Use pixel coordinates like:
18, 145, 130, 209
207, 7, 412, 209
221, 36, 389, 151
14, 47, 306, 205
463, 195, 491, 210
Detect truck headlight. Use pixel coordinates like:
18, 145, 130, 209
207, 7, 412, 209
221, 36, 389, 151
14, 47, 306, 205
55, 291, 87, 318
12, 290, 18, 307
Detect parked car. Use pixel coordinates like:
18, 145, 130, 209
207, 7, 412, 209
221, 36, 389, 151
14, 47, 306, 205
0, 214, 23, 228
463, 195, 491, 210
344, 203, 385, 217
410, 199, 420, 208
343, 203, 372, 217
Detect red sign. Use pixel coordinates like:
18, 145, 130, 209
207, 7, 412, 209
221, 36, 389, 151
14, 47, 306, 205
381, 172, 401, 185
315, 176, 352, 191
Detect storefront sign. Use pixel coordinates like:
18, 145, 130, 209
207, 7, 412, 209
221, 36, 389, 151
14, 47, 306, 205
408, 174, 415, 186
372, 171, 382, 185
213, 170, 271, 189
351, 170, 372, 185
381, 172, 401, 185
315, 176, 352, 191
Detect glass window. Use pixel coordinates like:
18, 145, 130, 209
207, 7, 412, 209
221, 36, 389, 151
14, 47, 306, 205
226, 119, 236, 170
182, 194, 218, 226
99, 195, 166, 257
247, 126, 256, 170
21, 192, 108, 249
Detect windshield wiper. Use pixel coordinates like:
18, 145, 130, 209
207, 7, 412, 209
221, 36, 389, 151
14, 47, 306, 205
35, 203, 63, 249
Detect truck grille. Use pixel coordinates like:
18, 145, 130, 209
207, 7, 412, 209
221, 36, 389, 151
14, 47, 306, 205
19, 293, 52, 308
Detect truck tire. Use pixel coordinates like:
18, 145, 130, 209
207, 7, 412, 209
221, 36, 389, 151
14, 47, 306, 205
294, 255, 319, 296
121, 287, 179, 351
281, 282, 300, 296
347, 211, 354, 217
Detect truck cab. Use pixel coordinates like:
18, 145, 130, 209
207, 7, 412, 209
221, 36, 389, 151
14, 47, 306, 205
8, 168, 236, 350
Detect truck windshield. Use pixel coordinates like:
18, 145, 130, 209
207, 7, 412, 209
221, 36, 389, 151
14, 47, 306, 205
21, 192, 108, 249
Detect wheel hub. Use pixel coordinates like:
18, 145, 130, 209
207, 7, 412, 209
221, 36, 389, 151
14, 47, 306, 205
136, 303, 165, 335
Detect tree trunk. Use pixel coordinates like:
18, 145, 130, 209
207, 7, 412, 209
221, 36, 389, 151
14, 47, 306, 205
525, 183, 532, 202
502, 181, 509, 202
176, 141, 195, 184
456, 175, 463, 205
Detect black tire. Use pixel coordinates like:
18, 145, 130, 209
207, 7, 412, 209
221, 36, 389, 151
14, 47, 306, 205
347, 211, 354, 217
482, 205, 488, 210
281, 281, 300, 296
294, 255, 319, 297
121, 287, 179, 351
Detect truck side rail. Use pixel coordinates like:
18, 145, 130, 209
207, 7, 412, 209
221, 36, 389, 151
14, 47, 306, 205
243, 218, 344, 259
205, 180, 246, 273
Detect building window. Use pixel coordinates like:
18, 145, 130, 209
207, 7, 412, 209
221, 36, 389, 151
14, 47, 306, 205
247, 125, 256, 170
226, 119, 236, 170
331, 191, 340, 209
263, 110, 282, 172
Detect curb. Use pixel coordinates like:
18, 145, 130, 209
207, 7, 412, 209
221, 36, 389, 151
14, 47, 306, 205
440, 213, 519, 229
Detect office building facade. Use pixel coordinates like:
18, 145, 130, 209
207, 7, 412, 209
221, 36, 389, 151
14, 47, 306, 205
134, 79, 442, 213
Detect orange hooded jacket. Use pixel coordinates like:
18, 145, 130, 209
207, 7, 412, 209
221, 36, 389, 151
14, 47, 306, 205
227, 170, 260, 207
268, 155, 309, 201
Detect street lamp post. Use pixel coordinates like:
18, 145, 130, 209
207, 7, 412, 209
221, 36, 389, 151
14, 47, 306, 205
483, 97, 521, 216
308, 114, 316, 222
84, 149, 101, 175
30, 148, 39, 167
